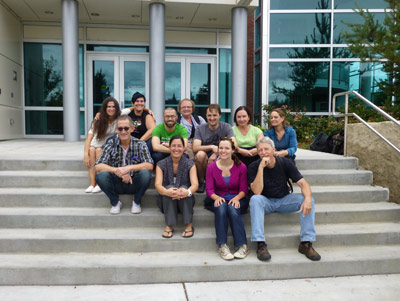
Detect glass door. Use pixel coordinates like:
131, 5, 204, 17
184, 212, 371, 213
165, 56, 216, 117
119, 55, 149, 108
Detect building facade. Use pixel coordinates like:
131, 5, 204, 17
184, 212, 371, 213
0, 0, 392, 140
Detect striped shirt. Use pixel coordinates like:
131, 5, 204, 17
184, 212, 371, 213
95, 135, 153, 176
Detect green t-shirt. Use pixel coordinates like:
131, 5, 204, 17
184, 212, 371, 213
233, 125, 263, 148
152, 123, 188, 143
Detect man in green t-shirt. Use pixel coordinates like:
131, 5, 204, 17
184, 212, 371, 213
152, 107, 188, 164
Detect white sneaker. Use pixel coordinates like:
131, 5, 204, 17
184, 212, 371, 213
92, 185, 102, 193
233, 244, 250, 259
85, 185, 94, 193
110, 200, 122, 215
131, 201, 142, 214
218, 244, 234, 260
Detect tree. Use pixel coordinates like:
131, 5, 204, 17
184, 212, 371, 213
341, 0, 400, 102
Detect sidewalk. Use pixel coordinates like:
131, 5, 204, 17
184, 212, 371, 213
0, 274, 398, 300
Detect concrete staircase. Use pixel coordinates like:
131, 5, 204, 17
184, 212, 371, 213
0, 149, 399, 285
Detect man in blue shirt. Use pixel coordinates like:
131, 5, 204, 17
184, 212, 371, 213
96, 115, 153, 215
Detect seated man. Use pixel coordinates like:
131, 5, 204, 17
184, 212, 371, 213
95, 115, 153, 215
152, 107, 188, 164
248, 137, 321, 262
192, 104, 236, 193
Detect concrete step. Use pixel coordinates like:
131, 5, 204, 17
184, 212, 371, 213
0, 156, 358, 171
0, 245, 399, 285
0, 202, 398, 228
0, 185, 389, 208
0, 169, 373, 188
0, 222, 398, 254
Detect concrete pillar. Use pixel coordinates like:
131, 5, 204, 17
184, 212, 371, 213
231, 7, 248, 123
61, 0, 80, 141
149, 2, 165, 123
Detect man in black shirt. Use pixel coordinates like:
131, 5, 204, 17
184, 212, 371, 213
248, 137, 320, 261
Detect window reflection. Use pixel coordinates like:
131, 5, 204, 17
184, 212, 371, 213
269, 62, 330, 112
332, 62, 389, 108
165, 62, 181, 105
124, 61, 145, 108
335, 0, 388, 9
92, 61, 114, 114
271, 0, 331, 10
25, 111, 85, 135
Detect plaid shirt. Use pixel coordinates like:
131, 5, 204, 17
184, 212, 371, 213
95, 135, 153, 176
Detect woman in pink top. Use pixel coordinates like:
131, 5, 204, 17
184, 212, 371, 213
205, 137, 249, 261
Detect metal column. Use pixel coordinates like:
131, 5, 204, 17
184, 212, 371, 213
149, 2, 166, 123
231, 7, 248, 122
61, 0, 80, 141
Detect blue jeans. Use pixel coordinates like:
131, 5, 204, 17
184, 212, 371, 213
249, 193, 316, 243
96, 170, 151, 206
206, 197, 248, 246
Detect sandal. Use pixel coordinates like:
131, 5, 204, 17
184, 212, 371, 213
182, 227, 195, 238
162, 228, 174, 238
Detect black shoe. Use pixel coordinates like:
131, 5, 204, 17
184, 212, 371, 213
197, 181, 205, 193
257, 242, 271, 261
298, 242, 321, 261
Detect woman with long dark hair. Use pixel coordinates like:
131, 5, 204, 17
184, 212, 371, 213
83, 97, 121, 193
205, 137, 249, 260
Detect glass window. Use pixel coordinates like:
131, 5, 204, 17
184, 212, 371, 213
269, 62, 330, 112
165, 62, 181, 106
332, 62, 389, 108
255, 18, 261, 49
190, 63, 211, 117
270, 47, 330, 58
87, 45, 148, 52
25, 111, 85, 135
255, 51, 260, 63
24, 43, 84, 107
254, 65, 261, 125
270, 13, 331, 44
271, 0, 331, 10
333, 47, 357, 58
335, 0, 388, 9
334, 13, 386, 42
92, 60, 115, 114
166, 47, 216, 54
219, 49, 232, 110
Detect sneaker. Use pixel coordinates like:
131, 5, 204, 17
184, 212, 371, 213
131, 201, 142, 214
257, 242, 271, 261
218, 244, 234, 261
85, 185, 94, 193
92, 185, 102, 193
298, 242, 321, 261
110, 200, 122, 215
233, 244, 250, 259
197, 181, 205, 193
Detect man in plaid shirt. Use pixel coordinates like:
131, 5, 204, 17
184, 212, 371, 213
96, 115, 153, 214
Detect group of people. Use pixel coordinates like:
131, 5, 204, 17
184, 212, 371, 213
83, 93, 320, 262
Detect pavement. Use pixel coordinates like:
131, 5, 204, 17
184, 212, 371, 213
0, 274, 399, 300
0, 139, 398, 300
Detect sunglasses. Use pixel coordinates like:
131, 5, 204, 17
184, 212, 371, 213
117, 126, 130, 132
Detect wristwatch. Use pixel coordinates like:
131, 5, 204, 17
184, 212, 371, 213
187, 189, 192, 197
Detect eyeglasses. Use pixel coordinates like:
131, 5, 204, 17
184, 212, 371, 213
117, 126, 130, 132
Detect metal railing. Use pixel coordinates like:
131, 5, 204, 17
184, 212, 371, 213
332, 90, 400, 156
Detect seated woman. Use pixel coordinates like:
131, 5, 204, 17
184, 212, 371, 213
205, 137, 249, 260
155, 135, 199, 238
233, 106, 263, 166
83, 97, 121, 193
126, 92, 156, 153
177, 98, 206, 159
264, 108, 298, 160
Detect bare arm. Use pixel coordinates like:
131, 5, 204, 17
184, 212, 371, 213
296, 178, 313, 217
140, 114, 156, 142
250, 157, 269, 195
83, 133, 94, 167
152, 136, 171, 153
192, 139, 218, 154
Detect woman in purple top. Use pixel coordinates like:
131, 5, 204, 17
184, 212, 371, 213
205, 137, 249, 261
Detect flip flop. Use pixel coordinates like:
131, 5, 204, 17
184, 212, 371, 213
182, 227, 195, 238
162, 229, 174, 238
